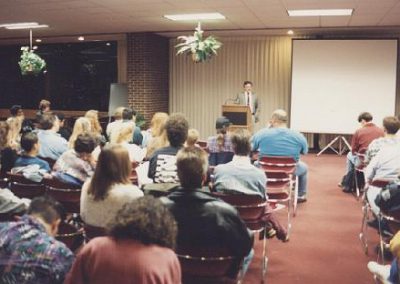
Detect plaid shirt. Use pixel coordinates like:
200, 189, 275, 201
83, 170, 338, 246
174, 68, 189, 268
207, 135, 233, 153
0, 215, 74, 284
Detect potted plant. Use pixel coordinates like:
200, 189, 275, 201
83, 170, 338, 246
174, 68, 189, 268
18, 46, 46, 75
175, 23, 222, 63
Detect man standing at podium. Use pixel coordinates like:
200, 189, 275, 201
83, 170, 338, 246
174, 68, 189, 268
236, 81, 259, 123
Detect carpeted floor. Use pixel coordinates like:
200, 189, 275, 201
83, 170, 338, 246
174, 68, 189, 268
243, 154, 380, 284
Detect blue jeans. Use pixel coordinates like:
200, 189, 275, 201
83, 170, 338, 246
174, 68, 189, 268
346, 152, 360, 173
241, 248, 254, 277
296, 161, 308, 197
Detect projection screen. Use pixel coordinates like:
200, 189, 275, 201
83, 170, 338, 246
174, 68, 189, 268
290, 39, 397, 134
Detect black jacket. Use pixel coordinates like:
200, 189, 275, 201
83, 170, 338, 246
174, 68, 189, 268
162, 188, 253, 258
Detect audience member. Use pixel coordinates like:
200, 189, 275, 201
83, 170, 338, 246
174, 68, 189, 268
214, 129, 288, 241
68, 117, 92, 149
14, 132, 51, 172
144, 112, 169, 157
37, 113, 68, 160
66, 196, 180, 284
85, 110, 103, 136
0, 196, 74, 284
9, 104, 33, 134
148, 113, 188, 183
340, 112, 384, 192
252, 109, 309, 202
365, 116, 400, 165
80, 144, 143, 227
55, 113, 72, 141
110, 121, 146, 162
53, 133, 96, 186
0, 187, 29, 216
106, 106, 124, 138
186, 128, 200, 147
122, 107, 143, 146
36, 99, 51, 122
6, 116, 22, 148
161, 147, 253, 274
0, 121, 18, 175
207, 116, 234, 166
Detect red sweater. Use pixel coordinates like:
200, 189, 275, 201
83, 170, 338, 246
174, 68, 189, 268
351, 123, 384, 153
65, 237, 181, 284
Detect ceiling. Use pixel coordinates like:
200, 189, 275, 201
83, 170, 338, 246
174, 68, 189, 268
1, 0, 400, 41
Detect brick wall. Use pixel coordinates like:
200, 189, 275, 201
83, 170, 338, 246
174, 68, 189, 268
126, 33, 169, 128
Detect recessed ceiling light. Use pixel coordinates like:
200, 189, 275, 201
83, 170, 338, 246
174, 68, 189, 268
5, 24, 49, 30
106, 42, 111, 46
287, 9, 353, 17
35, 39, 42, 42
78, 36, 85, 41
287, 30, 294, 35
32, 46, 38, 50
164, 13, 225, 21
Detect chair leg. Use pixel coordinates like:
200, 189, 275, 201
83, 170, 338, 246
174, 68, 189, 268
261, 233, 268, 284
359, 202, 370, 255
292, 176, 298, 217
287, 196, 292, 239
354, 170, 360, 200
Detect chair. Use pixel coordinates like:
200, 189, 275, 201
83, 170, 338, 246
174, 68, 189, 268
56, 221, 84, 252
196, 140, 208, 152
83, 222, 107, 242
177, 246, 241, 284
359, 179, 391, 257
265, 171, 292, 237
43, 178, 81, 214
38, 156, 56, 169
211, 192, 269, 283
354, 148, 367, 200
258, 156, 298, 217
7, 173, 46, 199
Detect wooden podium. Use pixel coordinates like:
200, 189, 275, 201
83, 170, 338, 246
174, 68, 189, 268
222, 104, 253, 133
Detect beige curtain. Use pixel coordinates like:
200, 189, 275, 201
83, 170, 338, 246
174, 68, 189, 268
169, 36, 292, 139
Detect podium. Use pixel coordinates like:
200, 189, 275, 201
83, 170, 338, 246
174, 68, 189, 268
222, 104, 253, 133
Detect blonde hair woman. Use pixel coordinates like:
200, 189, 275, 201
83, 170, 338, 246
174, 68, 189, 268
6, 116, 22, 149
80, 144, 144, 227
85, 110, 102, 136
145, 112, 169, 158
68, 117, 92, 148
110, 122, 146, 162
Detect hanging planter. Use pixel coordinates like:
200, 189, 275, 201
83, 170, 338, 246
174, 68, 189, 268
18, 46, 46, 76
175, 23, 222, 63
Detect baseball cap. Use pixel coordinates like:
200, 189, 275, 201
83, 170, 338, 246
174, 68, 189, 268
215, 116, 231, 129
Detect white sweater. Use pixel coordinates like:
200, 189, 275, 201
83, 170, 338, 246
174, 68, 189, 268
80, 180, 144, 227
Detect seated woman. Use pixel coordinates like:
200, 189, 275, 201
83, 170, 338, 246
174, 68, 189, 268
80, 144, 143, 228
66, 196, 180, 284
53, 133, 96, 186
14, 132, 50, 172
144, 112, 169, 158
207, 117, 234, 166
68, 117, 92, 149
110, 122, 146, 162
0, 121, 18, 175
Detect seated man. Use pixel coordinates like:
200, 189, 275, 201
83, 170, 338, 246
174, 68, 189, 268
148, 113, 189, 184
14, 132, 51, 172
53, 133, 96, 186
65, 196, 181, 284
207, 117, 234, 166
162, 147, 253, 275
340, 112, 384, 192
252, 109, 309, 202
0, 196, 74, 284
37, 113, 68, 161
214, 129, 288, 241
122, 107, 143, 146
365, 116, 400, 165
365, 143, 400, 217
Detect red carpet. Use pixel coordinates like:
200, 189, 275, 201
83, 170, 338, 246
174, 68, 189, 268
243, 154, 379, 284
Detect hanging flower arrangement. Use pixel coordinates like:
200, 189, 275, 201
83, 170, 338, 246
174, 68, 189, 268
175, 23, 222, 63
18, 46, 46, 76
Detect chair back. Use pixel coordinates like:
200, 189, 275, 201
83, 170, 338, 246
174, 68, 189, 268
259, 156, 296, 174
355, 148, 368, 170
43, 178, 81, 214
83, 222, 107, 241
177, 246, 240, 284
212, 192, 266, 231
266, 171, 291, 200
7, 173, 45, 199
56, 221, 84, 252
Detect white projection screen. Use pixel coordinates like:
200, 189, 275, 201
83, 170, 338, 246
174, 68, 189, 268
290, 39, 398, 134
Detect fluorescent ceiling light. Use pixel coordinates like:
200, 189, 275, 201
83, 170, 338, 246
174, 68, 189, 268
0, 22, 38, 28
6, 24, 49, 30
287, 9, 353, 17
78, 36, 85, 41
164, 13, 225, 21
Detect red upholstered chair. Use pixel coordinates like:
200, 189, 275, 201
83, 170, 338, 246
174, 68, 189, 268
354, 148, 367, 200
258, 156, 298, 217
83, 222, 107, 242
359, 178, 392, 257
56, 221, 84, 252
211, 192, 268, 282
7, 173, 46, 199
43, 178, 81, 214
